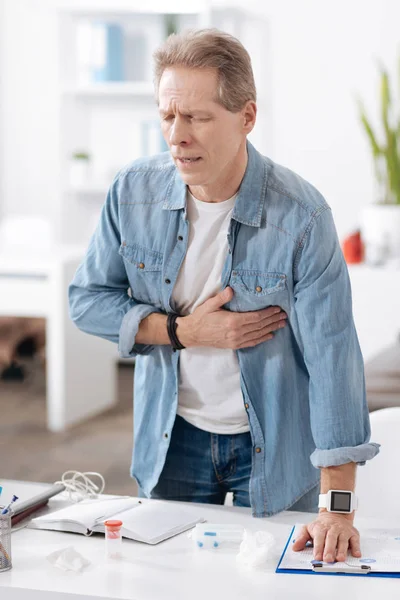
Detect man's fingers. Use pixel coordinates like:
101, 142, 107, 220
202, 287, 234, 312
323, 528, 340, 563
292, 526, 311, 551
195, 294, 287, 350
236, 320, 286, 348
242, 314, 287, 337
312, 527, 328, 561
336, 533, 350, 562
239, 306, 285, 325
236, 334, 273, 349
349, 533, 362, 558
299, 516, 360, 565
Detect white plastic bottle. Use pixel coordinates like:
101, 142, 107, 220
104, 519, 123, 559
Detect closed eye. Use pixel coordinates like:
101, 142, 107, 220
161, 113, 212, 123
186, 115, 212, 122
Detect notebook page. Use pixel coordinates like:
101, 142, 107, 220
113, 501, 204, 543
32, 497, 136, 530
279, 525, 400, 573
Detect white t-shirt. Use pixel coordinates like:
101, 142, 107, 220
172, 189, 249, 434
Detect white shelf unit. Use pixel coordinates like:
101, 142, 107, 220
62, 81, 156, 97
57, 5, 270, 247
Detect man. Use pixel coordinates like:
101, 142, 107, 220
69, 29, 379, 563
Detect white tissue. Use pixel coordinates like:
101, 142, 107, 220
236, 529, 275, 568
47, 546, 91, 573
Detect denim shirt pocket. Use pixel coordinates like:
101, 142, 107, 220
119, 242, 163, 308
229, 270, 287, 312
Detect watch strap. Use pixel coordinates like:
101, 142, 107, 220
318, 494, 327, 509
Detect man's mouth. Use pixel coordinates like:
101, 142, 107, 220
177, 157, 202, 164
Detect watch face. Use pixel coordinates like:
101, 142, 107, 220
330, 491, 351, 512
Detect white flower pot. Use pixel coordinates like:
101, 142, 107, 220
361, 204, 400, 265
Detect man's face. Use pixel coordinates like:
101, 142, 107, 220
158, 67, 251, 188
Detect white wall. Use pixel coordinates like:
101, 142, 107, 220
0, 0, 61, 233
0, 0, 399, 240
235, 0, 400, 238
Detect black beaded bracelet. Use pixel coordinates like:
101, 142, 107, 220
167, 313, 186, 351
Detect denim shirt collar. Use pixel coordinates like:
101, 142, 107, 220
162, 141, 270, 228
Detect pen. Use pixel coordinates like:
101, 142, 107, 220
0, 486, 2, 498
1, 495, 19, 515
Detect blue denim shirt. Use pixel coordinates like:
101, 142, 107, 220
69, 141, 379, 517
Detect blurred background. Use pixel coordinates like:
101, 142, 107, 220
0, 0, 399, 495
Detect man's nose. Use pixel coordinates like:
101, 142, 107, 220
169, 117, 191, 146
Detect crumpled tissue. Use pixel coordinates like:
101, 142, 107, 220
46, 546, 91, 573
236, 529, 275, 568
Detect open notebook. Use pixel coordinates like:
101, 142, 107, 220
29, 496, 205, 545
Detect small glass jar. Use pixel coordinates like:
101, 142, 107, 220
104, 519, 123, 559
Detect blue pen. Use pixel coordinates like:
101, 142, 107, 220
0, 486, 2, 498
1, 495, 18, 515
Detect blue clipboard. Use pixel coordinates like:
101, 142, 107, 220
276, 525, 400, 578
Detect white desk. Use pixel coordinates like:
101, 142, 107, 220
0, 481, 398, 600
0, 248, 117, 431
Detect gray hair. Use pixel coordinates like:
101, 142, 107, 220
153, 28, 257, 112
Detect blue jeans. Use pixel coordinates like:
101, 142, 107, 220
148, 415, 252, 507
142, 415, 319, 512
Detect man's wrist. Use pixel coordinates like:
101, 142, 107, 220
319, 464, 357, 521
318, 508, 355, 522
175, 316, 195, 348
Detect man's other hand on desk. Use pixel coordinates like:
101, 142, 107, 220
292, 512, 361, 563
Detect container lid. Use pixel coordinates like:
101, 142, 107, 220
104, 519, 123, 529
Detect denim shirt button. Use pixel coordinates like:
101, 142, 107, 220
139, 262, 145, 269
255, 286, 262, 292
165, 278, 171, 284
164, 433, 168, 439
245, 403, 249, 409
178, 235, 183, 241
255, 447, 262, 453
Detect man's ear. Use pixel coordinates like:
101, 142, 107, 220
242, 101, 257, 133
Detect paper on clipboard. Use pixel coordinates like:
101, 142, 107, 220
276, 524, 400, 577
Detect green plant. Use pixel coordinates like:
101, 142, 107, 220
165, 14, 179, 38
72, 151, 90, 161
357, 58, 400, 205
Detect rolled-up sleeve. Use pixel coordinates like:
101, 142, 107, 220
68, 173, 161, 358
311, 442, 380, 468
293, 206, 380, 468
118, 303, 161, 358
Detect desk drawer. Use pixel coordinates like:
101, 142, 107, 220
0, 276, 49, 317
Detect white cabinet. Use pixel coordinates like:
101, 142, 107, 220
0, 248, 117, 431
56, 3, 270, 247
